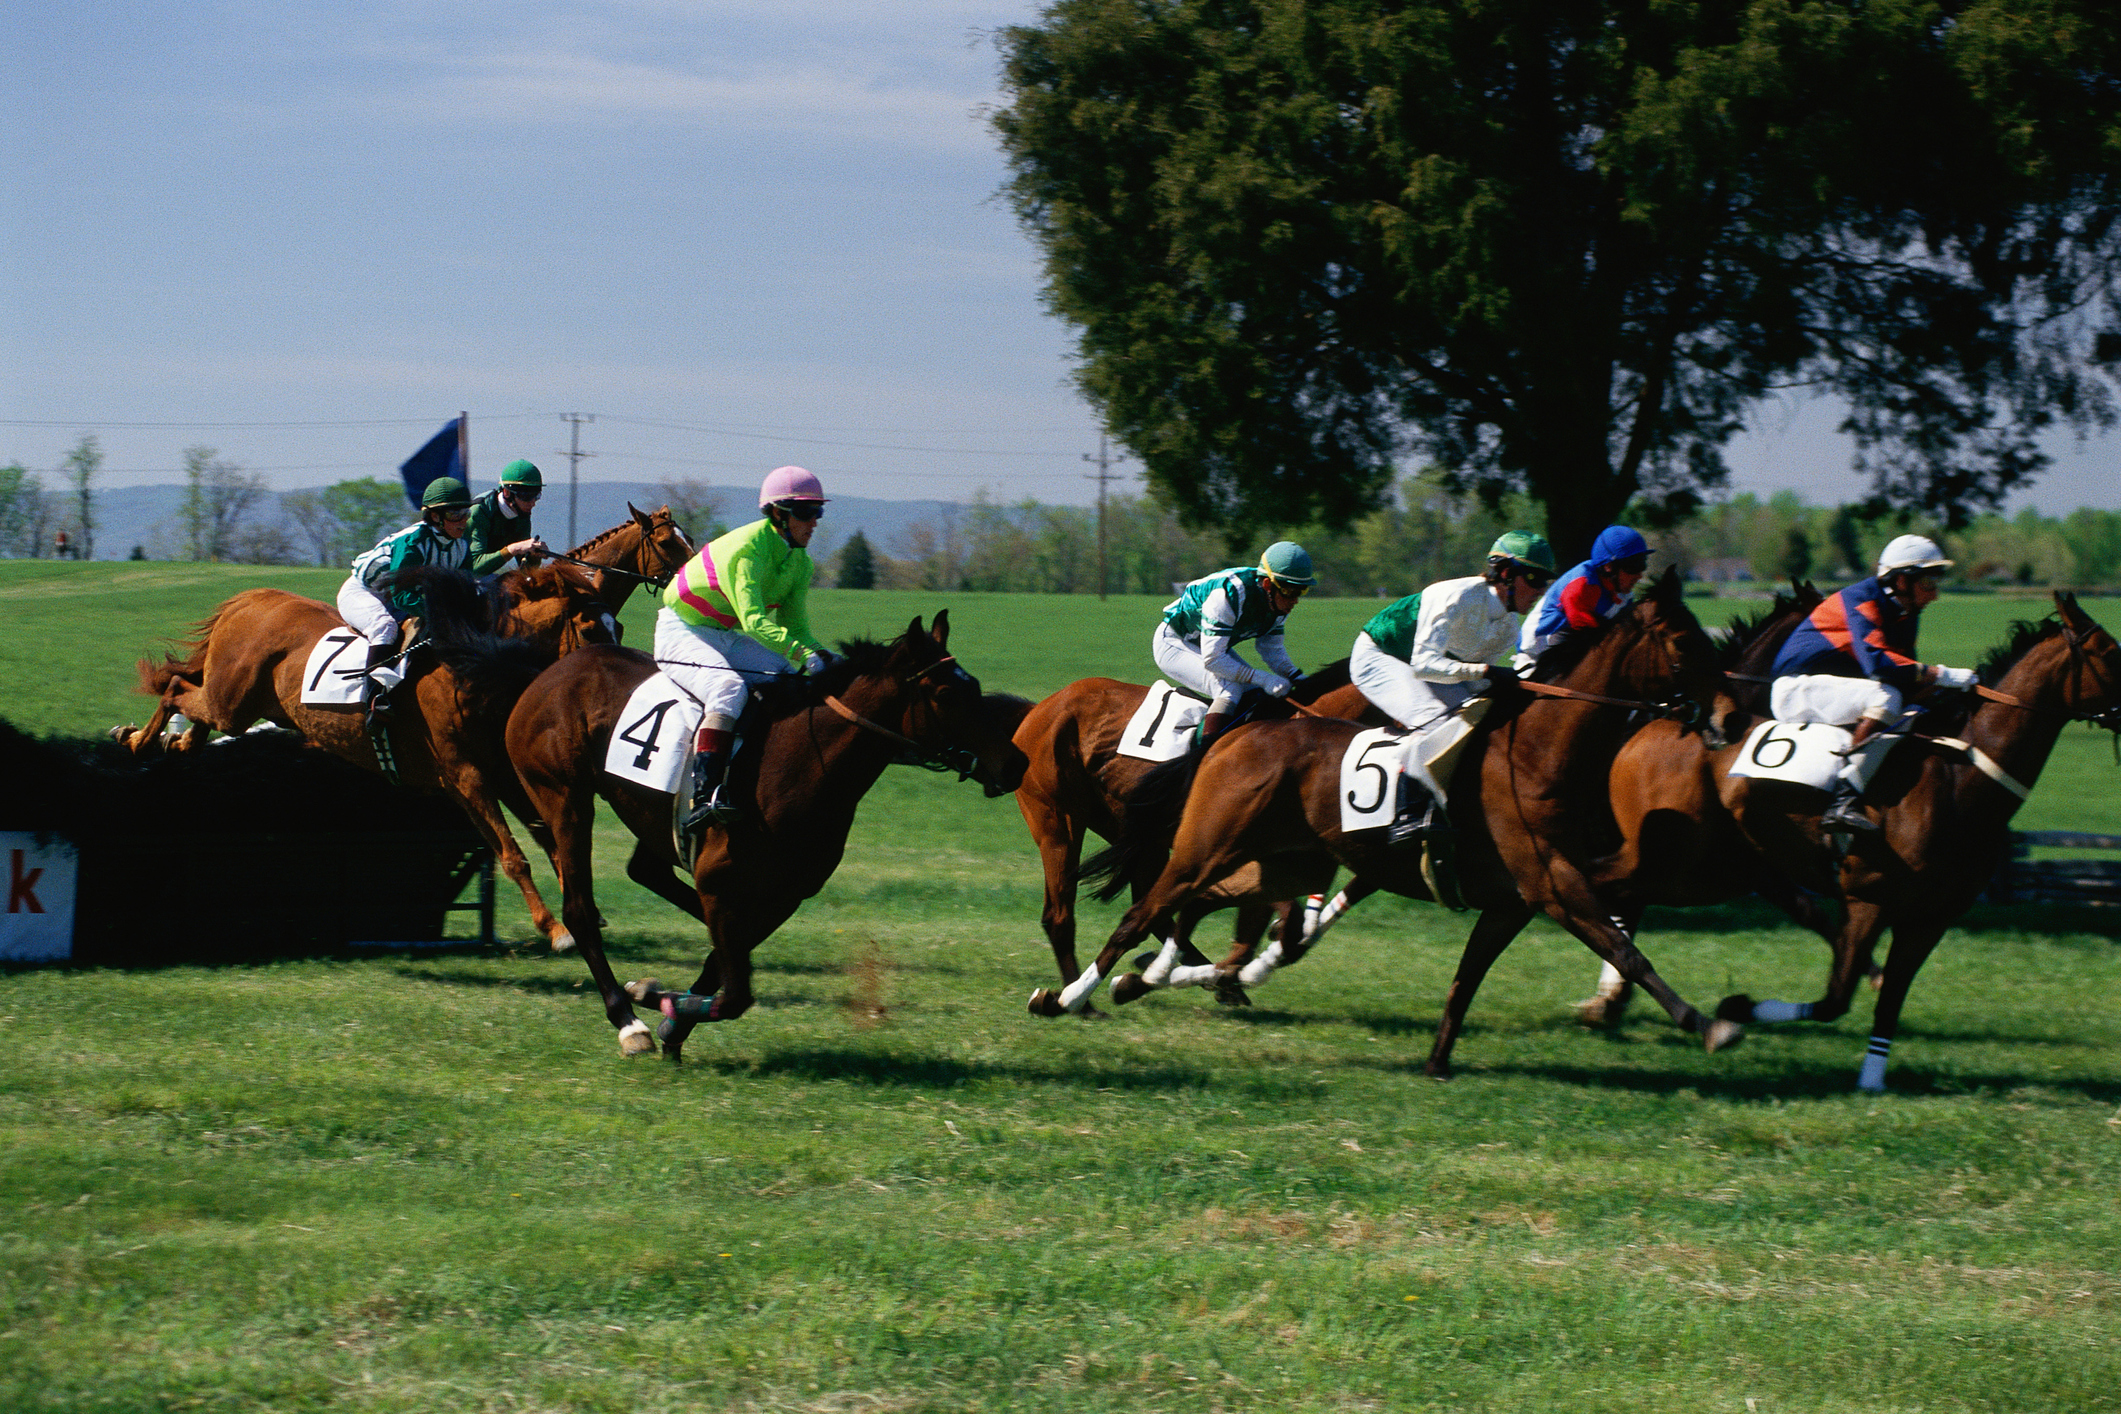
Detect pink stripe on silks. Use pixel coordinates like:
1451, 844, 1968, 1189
675, 562, 738, 628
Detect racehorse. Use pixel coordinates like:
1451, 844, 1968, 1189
1008, 662, 1376, 997
116, 562, 618, 951
545, 503, 695, 620
483, 613, 1028, 1057
1040, 571, 1739, 1076
1712, 592, 2121, 1088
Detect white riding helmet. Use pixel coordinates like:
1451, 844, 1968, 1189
1876, 534, 1953, 577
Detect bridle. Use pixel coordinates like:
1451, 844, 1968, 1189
548, 516, 691, 591
822, 654, 991, 780
1961, 617, 2121, 753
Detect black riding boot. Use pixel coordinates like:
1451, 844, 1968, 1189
1387, 773, 1450, 848
1820, 783, 1879, 834
682, 731, 736, 830
364, 642, 398, 727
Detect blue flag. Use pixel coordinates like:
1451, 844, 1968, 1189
398, 418, 464, 509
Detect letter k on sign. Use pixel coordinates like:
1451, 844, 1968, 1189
9, 849, 42, 913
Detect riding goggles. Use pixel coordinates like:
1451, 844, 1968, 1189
776, 500, 826, 522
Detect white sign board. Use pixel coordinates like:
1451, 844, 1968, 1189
300, 629, 372, 706
0, 832, 78, 962
1117, 682, 1208, 763
603, 672, 704, 795
1338, 727, 1406, 834
1725, 719, 1852, 793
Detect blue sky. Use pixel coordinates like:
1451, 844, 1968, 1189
5, 1, 2117, 515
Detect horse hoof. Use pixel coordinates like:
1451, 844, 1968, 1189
1423, 1063, 1454, 1082
1027, 988, 1066, 1019
624, 978, 662, 1003
1571, 995, 1626, 1029
550, 931, 576, 954
1210, 975, 1251, 1009
1715, 993, 1755, 1024
108, 724, 138, 744
1702, 1018, 1745, 1053
617, 1020, 657, 1056
1110, 973, 1150, 1005
1131, 951, 1157, 972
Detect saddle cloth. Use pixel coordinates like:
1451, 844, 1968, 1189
1337, 698, 1492, 834
1724, 719, 1855, 792
1117, 681, 1209, 762
299, 628, 374, 706
604, 671, 706, 794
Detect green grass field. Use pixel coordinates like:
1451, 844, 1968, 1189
3, 563, 2117, 1412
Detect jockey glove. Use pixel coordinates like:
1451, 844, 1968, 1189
1484, 662, 1520, 688
1933, 665, 1978, 690
1259, 675, 1293, 699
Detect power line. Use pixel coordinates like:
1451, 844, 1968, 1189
0, 415, 547, 429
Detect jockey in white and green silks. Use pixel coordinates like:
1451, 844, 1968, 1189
336, 475, 474, 721
656, 465, 834, 828
1153, 541, 1315, 742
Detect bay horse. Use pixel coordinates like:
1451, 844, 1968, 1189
1008, 662, 1375, 998
483, 613, 1028, 1058
117, 562, 618, 951
547, 503, 695, 621
1711, 592, 2121, 1089
1040, 571, 1740, 1076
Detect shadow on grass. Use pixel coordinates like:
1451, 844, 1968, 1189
686, 1046, 1235, 1094
1637, 898, 2121, 942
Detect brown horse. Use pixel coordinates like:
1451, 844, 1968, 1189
1008, 662, 1374, 997
1040, 572, 1739, 1076
548, 503, 695, 620
118, 562, 617, 950
1705, 592, 2121, 1089
479, 613, 1028, 1057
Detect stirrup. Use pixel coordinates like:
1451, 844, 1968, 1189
682, 785, 736, 831
1820, 792, 1878, 835
1388, 800, 1449, 848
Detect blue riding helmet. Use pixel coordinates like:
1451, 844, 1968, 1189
1588, 524, 1651, 569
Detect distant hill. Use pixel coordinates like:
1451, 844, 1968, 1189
60, 481, 962, 567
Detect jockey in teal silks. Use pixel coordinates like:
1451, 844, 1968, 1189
1770, 533, 1977, 834
1153, 541, 1315, 744
337, 475, 474, 724
656, 466, 834, 829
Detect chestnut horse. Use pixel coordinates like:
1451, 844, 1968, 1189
480, 613, 1028, 1058
1008, 662, 1375, 997
546, 503, 695, 620
1707, 592, 2121, 1089
119, 562, 617, 950
1041, 572, 1738, 1076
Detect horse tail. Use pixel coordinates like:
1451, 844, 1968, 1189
1078, 747, 1205, 903
135, 608, 224, 696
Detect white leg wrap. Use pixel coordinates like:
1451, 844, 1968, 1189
1059, 962, 1103, 1012
1595, 960, 1626, 994
1238, 939, 1283, 987
1751, 999, 1815, 1024
1857, 1036, 1891, 1092
1167, 963, 1220, 990
1306, 890, 1352, 945
1140, 940, 1182, 987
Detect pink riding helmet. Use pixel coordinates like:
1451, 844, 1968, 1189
759, 465, 827, 509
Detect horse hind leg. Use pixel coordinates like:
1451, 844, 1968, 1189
1571, 906, 1643, 1029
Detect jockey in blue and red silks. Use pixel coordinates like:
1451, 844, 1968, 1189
1518, 524, 1651, 665
1769, 533, 1980, 833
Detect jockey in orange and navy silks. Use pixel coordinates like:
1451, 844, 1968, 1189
1518, 524, 1650, 663
656, 465, 832, 828
1769, 533, 1978, 833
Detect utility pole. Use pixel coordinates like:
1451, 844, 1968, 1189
1082, 434, 1125, 600
559, 413, 595, 549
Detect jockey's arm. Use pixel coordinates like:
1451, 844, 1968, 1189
1254, 629, 1300, 681
723, 538, 820, 665
1406, 582, 1496, 685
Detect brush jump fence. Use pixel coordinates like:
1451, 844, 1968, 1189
1987, 832, 2121, 908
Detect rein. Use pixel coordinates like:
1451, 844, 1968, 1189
1513, 676, 1701, 724
819, 655, 983, 777
546, 548, 676, 588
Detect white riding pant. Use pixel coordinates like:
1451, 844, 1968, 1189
654, 607, 791, 729
1152, 622, 1249, 715
1351, 631, 1476, 730
336, 577, 400, 646
1770, 674, 1902, 728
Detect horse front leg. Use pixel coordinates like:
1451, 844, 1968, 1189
647, 893, 800, 1064
1423, 903, 1534, 1078
1719, 896, 1887, 1029
1849, 917, 1948, 1093
438, 754, 573, 953
624, 839, 707, 924
1570, 903, 1643, 1030
525, 776, 651, 1055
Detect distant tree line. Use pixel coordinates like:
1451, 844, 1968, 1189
827, 472, 2121, 595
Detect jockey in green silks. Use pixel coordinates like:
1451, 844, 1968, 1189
656, 465, 833, 829
338, 476, 474, 722
1154, 541, 1315, 743
465, 459, 549, 575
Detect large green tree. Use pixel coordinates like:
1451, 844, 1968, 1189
995, 0, 2121, 558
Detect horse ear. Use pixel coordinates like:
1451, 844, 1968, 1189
904, 615, 925, 641
628, 502, 651, 527
2055, 588, 2086, 624
930, 609, 950, 647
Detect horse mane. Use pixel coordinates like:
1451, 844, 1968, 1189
1293, 656, 1353, 701
565, 516, 642, 560
1976, 616, 2061, 686
1527, 610, 1622, 683
1716, 586, 1812, 670
389, 566, 501, 643
744, 636, 904, 720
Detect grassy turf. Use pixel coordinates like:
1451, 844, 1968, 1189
2, 564, 2118, 1411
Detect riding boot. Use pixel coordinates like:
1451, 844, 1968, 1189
682, 727, 736, 830
363, 642, 399, 728
1196, 711, 1229, 748
1387, 771, 1450, 848
1822, 717, 1884, 834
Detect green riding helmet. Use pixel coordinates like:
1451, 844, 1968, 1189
420, 476, 472, 511
498, 459, 543, 489
1258, 540, 1317, 589
1485, 530, 1556, 576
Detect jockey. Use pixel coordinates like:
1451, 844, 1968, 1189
1519, 524, 1650, 663
465, 459, 548, 575
658, 465, 833, 828
338, 476, 475, 723
1154, 541, 1314, 743
1770, 533, 1978, 833
1351, 530, 1555, 735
